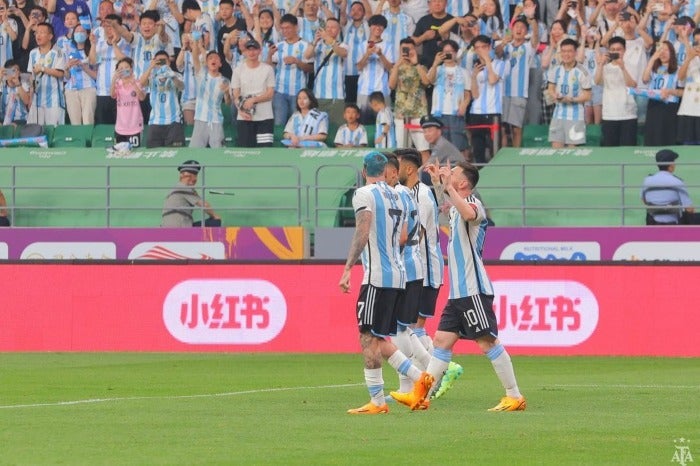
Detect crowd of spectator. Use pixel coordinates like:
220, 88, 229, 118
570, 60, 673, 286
0, 0, 699, 157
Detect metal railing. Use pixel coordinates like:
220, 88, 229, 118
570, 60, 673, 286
1, 160, 698, 228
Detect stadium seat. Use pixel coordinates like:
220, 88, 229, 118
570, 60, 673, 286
52, 125, 93, 147
0, 125, 14, 139
273, 124, 286, 147
224, 124, 237, 147
183, 124, 194, 145
586, 124, 602, 146
91, 124, 116, 148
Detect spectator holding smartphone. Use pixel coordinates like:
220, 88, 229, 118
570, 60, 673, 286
1, 59, 31, 125
595, 36, 638, 145
0, 0, 19, 68
356, 14, 393, 123
676, 26, 700, 144
46, 0, 91, 39
20, 6, 48, 72
64, 23, 97, 124
642, 40, 681, 145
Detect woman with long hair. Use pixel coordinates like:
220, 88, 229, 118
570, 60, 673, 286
642, 40, 682, 145
63, 22, 97, 124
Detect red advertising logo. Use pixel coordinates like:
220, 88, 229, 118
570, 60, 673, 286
162, 279, 287, 344
493, 280, 598, 347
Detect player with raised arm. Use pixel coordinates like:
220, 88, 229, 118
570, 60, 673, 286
392, 160, 526, 412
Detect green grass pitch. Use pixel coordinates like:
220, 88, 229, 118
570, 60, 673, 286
0, 353, 698, 465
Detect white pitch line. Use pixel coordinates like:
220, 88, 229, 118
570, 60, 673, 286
546, 384, 700, 390
0, 383, 364, 410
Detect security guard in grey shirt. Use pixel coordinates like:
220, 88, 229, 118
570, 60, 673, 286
161, 160, 221, 227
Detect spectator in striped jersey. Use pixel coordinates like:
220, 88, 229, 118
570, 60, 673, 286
63, 24, 97, 125
268, 13, 314, 125
188, 38, 232, 148
333, 103, 368, 146
642, 40, 681, 146
356, 14, 393, 124
176, 20, 196, 125
495, 16, 539, 148
304, 16, 348, 127
89, 14, 131, 125
139, 50, 186, 148
341, 0, 370, 105
1, 59, 31, 125
27, 22, 66, 125
0, 0, 18, 71
375, 0, 416, 61
546, 38, 592, 147
282, 87, 329, 146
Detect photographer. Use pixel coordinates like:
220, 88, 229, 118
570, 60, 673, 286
594, 36, 638, 146
389, 37, 429, 153
139, 50, 186, 148
1, 60, 31, 125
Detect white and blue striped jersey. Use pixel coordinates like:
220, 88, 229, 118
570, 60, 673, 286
396, 184, 423, 283
672, 40, 688, 66
177, 50, 196, 103
271, 39, 313, 95
64, 49, 96, 91
479, 16, 504, 39
298, 17, 321, 44
503, 42, 534, 98
198, 0, 220, 22
193, 13, 216, 52
131, 32, 171, 79
471, 58, 509, 115
447, 194, 493, 299
193, 69, 229, 123
648, 67, 680, 103
357, 40, 394, 96
94, 37, 131, 96
548, 64, 592, 120
383, 10, 415, 59
353, 181, 406, 289
374, 106, 396, 148
27, 48, 66, 109
1, 81, 30, 123
446, 0, 470, 17
274, 0, 293, 16
343, 21, 369, 75
334, 123, 368, 146
0, 19, 17, 65
148, 71, 183, 125
283, 108, 329, 136
414, 182, 443, 289
154, 0, 183, 48
432, 64, 470, 116
313, 41, 347, 99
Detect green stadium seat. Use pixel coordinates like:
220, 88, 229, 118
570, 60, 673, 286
184, 124, 194, 145
586, 124, 602, 146
224, 124, 237, 147
52, 125, 93, 147
0, 125, 14, 139
91, 124, 116, 148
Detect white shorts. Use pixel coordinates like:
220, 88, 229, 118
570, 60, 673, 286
548, 119, 586, 145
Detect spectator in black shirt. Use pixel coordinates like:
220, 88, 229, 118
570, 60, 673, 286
412, 0, 456, 68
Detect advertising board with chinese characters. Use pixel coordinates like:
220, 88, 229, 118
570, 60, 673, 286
0, 263, 697, 356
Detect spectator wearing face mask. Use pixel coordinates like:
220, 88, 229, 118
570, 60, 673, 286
63, 24, 97, 124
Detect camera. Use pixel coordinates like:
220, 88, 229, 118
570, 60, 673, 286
368, 40, 375, 48
473, 57, 481, 67
444, 52, 453, 60
401, 45, 409, 56
119, 69, 131, 77
609, 52, 620, 60
157, 58, 167, 65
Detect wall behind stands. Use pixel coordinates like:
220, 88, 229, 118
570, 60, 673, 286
478, 146, 700, 227
0, 147, 370, 229
1, 263, 697, 356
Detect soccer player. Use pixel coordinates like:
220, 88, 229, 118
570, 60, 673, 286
339, 151, 433, 414
393, 149, 460, 401
383, 154, 426, 396
393, 160, 526, 412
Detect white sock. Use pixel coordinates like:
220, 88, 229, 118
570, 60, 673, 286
487, 344, 521, 398
419, 334, 434, 353
425, 347, 451, 397
387, 350, 422, 382
364, 367, 385, 406
409, 331, 431, 370
393, 328, 415, 392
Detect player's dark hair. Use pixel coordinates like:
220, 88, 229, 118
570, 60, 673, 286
456, 161, 480, 189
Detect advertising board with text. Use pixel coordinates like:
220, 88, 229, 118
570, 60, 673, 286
0, 264, 697, 356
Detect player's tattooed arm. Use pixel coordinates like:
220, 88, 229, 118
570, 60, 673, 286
344, 209, 372, 270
